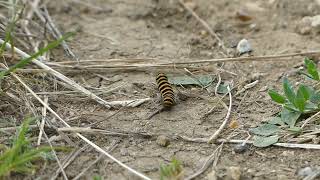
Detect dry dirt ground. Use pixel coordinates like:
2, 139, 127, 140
3, 0, 320, 179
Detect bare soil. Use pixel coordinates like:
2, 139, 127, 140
3, 0, 320, 179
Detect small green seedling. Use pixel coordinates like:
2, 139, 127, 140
268, 78, 319, 113
303, 58, 320, 81
0, 118, 58, 177
160, 158, 183, 180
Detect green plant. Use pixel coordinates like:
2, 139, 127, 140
160, 158, 183, 180
303, 58, 320, 81
0, 118, 53, 177
269, 78, 319, 113
250, 58, 320, 147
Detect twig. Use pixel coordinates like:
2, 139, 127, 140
177, 0, 228, 55
10, 70, 151, 180
301, 111, 320, 129
0, 125, 38, 132
185, 143, 223, 180
58, 127, 130, 136
179, 136, 320, 150
208, 86, 232, 143
37, 96, 48, 145
0, 38, 112, 108
108, 98, 151, 108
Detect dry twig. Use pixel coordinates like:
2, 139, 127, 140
208, 86, 232, 143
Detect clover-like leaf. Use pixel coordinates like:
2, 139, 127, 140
250, 124, 280, 136
281, 108, 301, 127
253, 135, 279, 148
267, 117, 285, 126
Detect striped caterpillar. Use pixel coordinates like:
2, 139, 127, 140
156, 73, 175, 108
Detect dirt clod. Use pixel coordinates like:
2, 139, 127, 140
156, 135, 170, 147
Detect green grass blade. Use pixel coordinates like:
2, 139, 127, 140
0, 32, 75, 79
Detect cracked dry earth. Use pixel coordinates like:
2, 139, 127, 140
5, 0, 320, 179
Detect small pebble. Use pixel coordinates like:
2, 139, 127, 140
233, 144, 248, 153
226, 166, 241, 180
281, 150, 294, 156
235, 9, 252, 21
236, 39, 252, 55
298, 167, 313, 177
156, 135, 170, 147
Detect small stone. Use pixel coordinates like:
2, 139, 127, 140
233, 144, 248, 153
236, 39, 252, 55
226, 166, 241, 180
120, 148, 129, 156
235, 9, 252, 21
156, 135, 170, 147
282, 150, 294, 156
298, 167, 313, 177
311, 15, 320, 31
207, 169, 218, 180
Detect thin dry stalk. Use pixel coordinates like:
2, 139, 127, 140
37, 96, 48, 145
208, 86, 232, 143
179, 136, 320, 150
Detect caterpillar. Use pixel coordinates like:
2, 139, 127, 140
156, 73, 175, 108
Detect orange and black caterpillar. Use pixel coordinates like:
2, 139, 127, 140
156, 73, 175, 108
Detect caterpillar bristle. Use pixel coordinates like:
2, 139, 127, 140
156, 73, 175, 108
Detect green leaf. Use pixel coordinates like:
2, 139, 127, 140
305, 58, 319, 80
268, 90, 286, 104
253, 135, 279, 148
304, 102, 319, 112
249, 124, 280, 136
168, 75, 213, 87
281, 108, 301, 127
267, 117, 285, 126
297, 84, 311, 100
283, 78, 296, 105
295, 90, 306, 112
